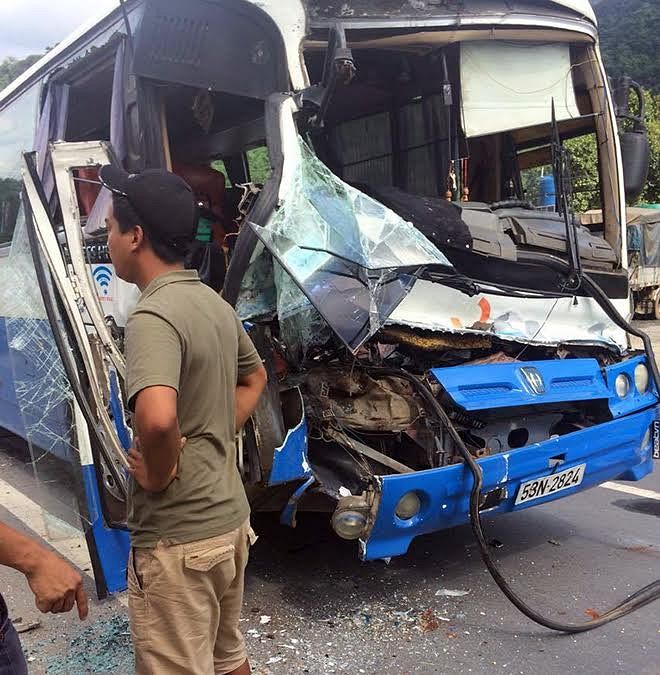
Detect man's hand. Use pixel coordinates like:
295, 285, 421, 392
25, 550, 89, 620
235, 365, 267, 432
0, 522, 89, 621
128, 437, 186, 492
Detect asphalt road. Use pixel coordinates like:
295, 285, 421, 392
1, 324, 659, 675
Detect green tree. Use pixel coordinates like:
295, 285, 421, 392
597, 0, 659, 93
561, 90, 660, 209
566, 134, 600, 212
639, 89, 660, 204
246, 147, 271, 184
0, 54, 43, 91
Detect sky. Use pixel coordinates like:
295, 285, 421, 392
0, 0, 118, 61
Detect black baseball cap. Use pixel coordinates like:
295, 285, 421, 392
99, 165, 197, 253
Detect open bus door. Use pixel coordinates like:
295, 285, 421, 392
21, 141, 132, 597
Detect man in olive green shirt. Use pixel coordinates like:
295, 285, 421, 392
101, 165, 267, 675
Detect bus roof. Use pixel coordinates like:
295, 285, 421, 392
547, 1, 595, 22
1, 0, 597, 107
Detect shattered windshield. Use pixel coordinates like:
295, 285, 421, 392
250, 137, 450, 351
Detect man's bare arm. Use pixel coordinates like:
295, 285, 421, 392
0, 522, 88, 619
131, 385, 183, 492
235, 365, 267, 432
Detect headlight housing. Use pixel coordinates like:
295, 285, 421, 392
634, 364, 650, 394
332, 510, 368, 540
395, 491, 422, 520
615, 373, 631, 398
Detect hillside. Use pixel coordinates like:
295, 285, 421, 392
596, 0, 659, 91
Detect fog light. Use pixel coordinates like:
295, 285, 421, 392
332, 510, 368, 540
615, 373, 630, 398
634, 364, 649, 394
395, 491, 421, 520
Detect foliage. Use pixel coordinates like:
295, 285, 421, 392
246, 147, 271, 184
566, 134, 600, 212
521, 94, 660, 210
597, 0, 659, 93
0, 54, 43, 91
520, 135, 601, 213
211, 147, 271, 186
639, 90, 660, 204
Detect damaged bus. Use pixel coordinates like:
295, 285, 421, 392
0, 0, 657, 598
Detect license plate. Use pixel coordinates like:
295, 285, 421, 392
515, 464, 586, 505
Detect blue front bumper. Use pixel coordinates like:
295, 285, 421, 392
362, 407, 655, 561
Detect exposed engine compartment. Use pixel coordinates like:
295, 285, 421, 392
243, 312, 623, 507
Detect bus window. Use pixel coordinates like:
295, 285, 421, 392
521, 164, 555, 208
567, 132, 602, 213
519, 132, 602, 214
246, 146, 270, 184
0, 88, 39, 245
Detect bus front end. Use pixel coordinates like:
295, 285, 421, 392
231, 0, 657, 559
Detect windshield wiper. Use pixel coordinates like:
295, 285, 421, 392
551, 99, 582, 290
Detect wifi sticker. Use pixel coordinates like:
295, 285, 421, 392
92, 265, 113, 296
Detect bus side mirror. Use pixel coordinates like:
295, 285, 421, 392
298, 23, 355, 127
620, 128, 649, 203
613, 76, 650, 203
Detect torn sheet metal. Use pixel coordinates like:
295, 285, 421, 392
251, 137, 450, 351
280, 475, 316, 527
268, 413, 312, 485
109, 369, 131, 452
388, 279, 628, 350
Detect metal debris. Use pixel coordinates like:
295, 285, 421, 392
435, 588, 471, 597
13, 618, 41, 634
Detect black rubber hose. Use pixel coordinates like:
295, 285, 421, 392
369, 366, 660, 633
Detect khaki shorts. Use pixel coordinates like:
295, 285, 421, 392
128, 519, 255, 675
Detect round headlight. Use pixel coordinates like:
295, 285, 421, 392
615, 373, 631, 398
634, 364, 650, 394
395, 491, 422, 520
332, 510, 367, 540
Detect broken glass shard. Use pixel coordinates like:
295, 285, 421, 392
251, 138, 451, 351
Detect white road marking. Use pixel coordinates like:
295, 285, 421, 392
600, 481, 660, 501
0, 476, 93, 576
